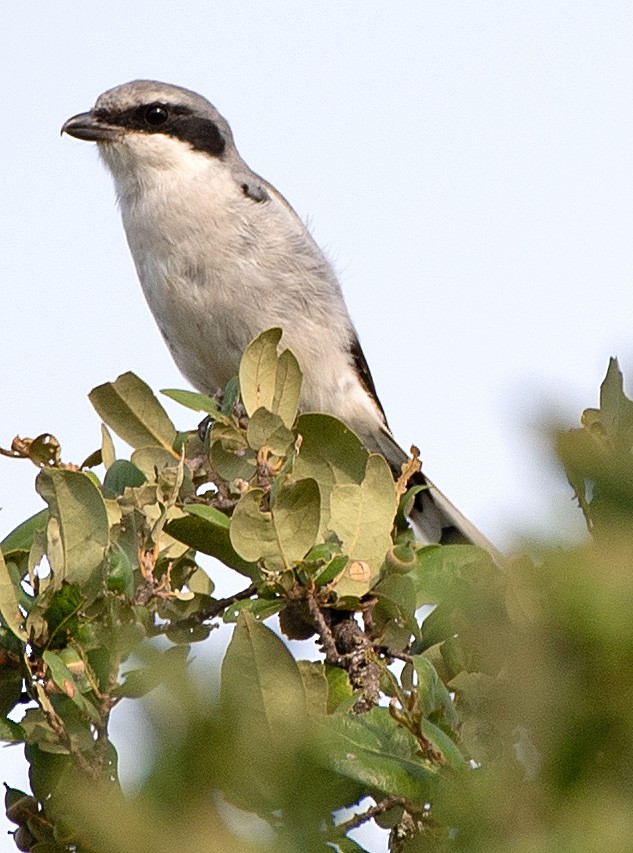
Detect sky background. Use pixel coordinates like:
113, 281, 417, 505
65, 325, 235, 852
2, 3, 633, 850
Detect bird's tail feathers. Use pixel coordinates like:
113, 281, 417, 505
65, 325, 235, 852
371, 426, 501, 562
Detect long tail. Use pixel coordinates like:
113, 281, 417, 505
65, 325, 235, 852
372, 426, 502, 561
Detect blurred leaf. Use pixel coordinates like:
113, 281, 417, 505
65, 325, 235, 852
0, 546, 27, 640
36, 469, 109, 590
89, 372, 177, 452
239, 327, 283, 418
329, 455, 397, 596
419, 718, 466, 768
409, 544, 494, 608
372, 574, 420, 650
102, 459, 147, 498
113, 645, 190, 699
42, 583, 82, 648
165, 504, 258, 579
230, 479, 320, 569
42, 651, 100, 722
1, 510, 48, 557
221, 612, 308, 735
407, 655, 459, 730
322, 707, 436, 800
106, 546, 135, 598
161, 388, 231, 425
187, 568, 213, 595
297, 660, 328, 714
325, 665, 354, 713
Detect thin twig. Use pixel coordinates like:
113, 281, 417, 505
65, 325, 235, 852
333, 796, 408, 836
305, 589, 343, 665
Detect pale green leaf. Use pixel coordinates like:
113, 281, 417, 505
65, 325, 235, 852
0, 547, 26, 639
130, 446, 178, 481
246, 407, 295, 455
272, 348, 302, 428
89, 372, 177, 452
293, 413, 368, 533
35, 469, 110, 589
239, 328, 282, 417
328, 454, 397, 596
161, 388, 231, 424
100, 423, 116, 469
230, 479, 320, 569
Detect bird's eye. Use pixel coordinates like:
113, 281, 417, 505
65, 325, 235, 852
142, 104, 169, 127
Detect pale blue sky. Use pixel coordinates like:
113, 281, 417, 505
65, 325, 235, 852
2, 3, 633, 849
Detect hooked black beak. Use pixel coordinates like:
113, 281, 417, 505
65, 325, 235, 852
61, 111, 119, 142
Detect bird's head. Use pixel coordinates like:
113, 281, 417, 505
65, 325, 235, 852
62, 80, 236, 187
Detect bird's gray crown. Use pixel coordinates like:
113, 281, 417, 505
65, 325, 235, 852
92, 79, 235, 157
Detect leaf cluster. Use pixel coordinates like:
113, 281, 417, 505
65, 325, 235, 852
3, 340, 633, 850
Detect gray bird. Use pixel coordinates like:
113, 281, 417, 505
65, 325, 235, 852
62, 79, 495, 553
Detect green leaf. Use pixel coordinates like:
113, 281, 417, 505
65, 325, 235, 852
222, 376, 241, 416
409, 544, 494, 608
372, 574, 420, 650
102, 459, 147, 498
89, 372, 178, 452
325, 664, 353, 713
130, 446, 180, 481
230, 479, 320, 569
42, 651, 100, 722
223, 597, 282, 623
1, 510, 48, 557
238, 327, 283, 417
328, 455, 398, 596
221, 612, 308, 737
0, 628, 23, 716
187, 568, 213, 595
161, 388, 231, 424
42, 583, 82, 648
322, 706, 437, 800
246, 407, 295, 455
0, 546, 27, 640
407, 655, 459, 729
419, 718, 467, 768
106, 546, 135, 597
293, 413, 368, 532
165, 504, 258, 579
0, 718, 24, 743
272, 347, 302, 428
209, 439, 257, 482
35, 469, 110, 590
113, 645, 190, 698
297, 660, 328, 714
314, 554, 349, 588
101, 422, 116, 469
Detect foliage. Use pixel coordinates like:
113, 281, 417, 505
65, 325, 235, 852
1, 338, 633, 850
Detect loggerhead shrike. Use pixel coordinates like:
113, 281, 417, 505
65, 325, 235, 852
62, 80, 495, 553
